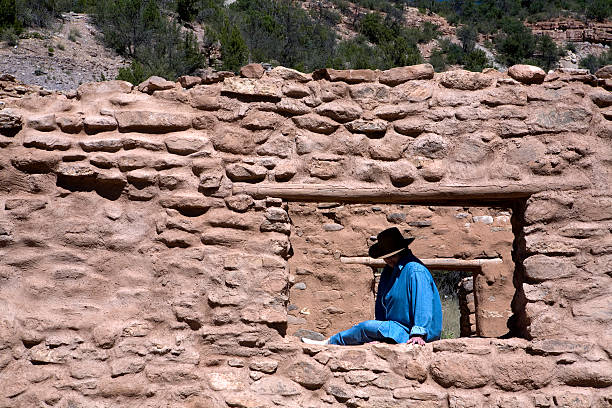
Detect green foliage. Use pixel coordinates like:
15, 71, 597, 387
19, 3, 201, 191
457, 25, 477, 53
176, 0, 197, 22
429, 38, 490, 72
494, 17, 536, 67
219, 19, 248, 72
579, 49, 612, 73
93, 0, 205, 83
586, 0, 611, 21
0, 0, 16, 29
493, 18, 560, 71
68, 27, 80, 41
330, 35, 386, 69
0, 26, 19, 45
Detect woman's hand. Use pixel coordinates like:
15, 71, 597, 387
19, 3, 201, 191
407, 336, 425, 346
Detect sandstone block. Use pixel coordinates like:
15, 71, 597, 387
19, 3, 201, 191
79, 138, 123, 152
83, 116, 117, 134
349, 83, 391, 104
27, 114, 57, 131
268, 66, 311, 82
527, 106, 591, 134
241, 111, 282, 130
508, 64, 546, 84
558, 362, 612, 388
572, 295, 612, 323
0, 108, 22, 136
222, 77, 281, 100
250, 377, 300, 396
210, 128, 258, 154
493, 356, 554, 391
115, 111, 192, 133
110, 357, 146, 377
430, 355, 492, 388
178, 75, 202, 88
126, 169, 157, 185
440, 70, 494, 90
374, 102, 426, 120
595, 65, 612, 79
240, 63, 265, 79
225, 194, 254, 213
344, 370, 378, 385
11, 153, 59, 173
23, 131, 71, 151
379, 64, 434, 86
369, 138, 403, 161
77, 80, 132, 101
282, 83, 310, 98
312, 68, 368, 83
590, 90, 612, 108
274, 161, 297, 182
165, 135, 213, 156
226, 163, 267, 182
293, 114, 339, 134
256, 133, 293, 158
315, 101, 363, 123
345, 119, 387, 135
553, 392, 592, 408
275, 98, 311, 115
122, 136, 165, 151
523, 255, 578, 282
394, 117, 427, 136
482, 88, 527, 106
309, 157, 341, 180
393, 387, 446, 401
420, 160, 447, 182
192, 113, 218, 130
137, 76, 175, 93
249, 358, 278, 374
198, 68, 235, 84
389, 161, 417, 187
56, 115, 83, 133
160, 193, 213, 216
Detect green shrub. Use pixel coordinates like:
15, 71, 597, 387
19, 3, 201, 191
1, 26, 19, 46
580, 49, 612, 73
93, 0, 205, 82
68, 27, 80, 41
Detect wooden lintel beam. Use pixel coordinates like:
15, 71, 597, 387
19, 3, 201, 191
232, 182, 585, 204
341, 256, 503, 269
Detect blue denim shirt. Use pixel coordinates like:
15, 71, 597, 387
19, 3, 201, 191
374, 252, 443, 342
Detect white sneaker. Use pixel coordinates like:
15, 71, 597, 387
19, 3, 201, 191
301, 337, 329, 345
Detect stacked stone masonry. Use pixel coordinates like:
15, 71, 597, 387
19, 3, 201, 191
0, 63, 611, 407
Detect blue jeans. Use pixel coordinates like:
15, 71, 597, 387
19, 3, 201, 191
328, 320, 403, 345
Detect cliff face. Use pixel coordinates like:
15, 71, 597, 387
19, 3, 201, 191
0, 63, 611, 407
526, 18, 612, 44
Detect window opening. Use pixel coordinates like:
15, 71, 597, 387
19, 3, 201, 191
287, 202, 515, 340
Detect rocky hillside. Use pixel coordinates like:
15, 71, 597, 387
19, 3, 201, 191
0, 12, 126, 91
0, 1, 610, 90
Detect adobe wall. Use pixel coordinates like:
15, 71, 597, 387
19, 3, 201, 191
0, 64, 610, 407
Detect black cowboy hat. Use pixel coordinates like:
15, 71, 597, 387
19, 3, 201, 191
368, 227, 415, 259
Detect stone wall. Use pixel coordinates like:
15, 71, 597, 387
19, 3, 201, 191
0, 63, 611, 407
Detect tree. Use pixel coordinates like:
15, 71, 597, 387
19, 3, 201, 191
586, 0, 611, 22
494, 17, 536, 66
457, 25, 477, 52
220, 21, 248, 72
0, 0, 16, 28
535, 34, 558, 71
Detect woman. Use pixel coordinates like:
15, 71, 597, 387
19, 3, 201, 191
302, 227, 442, 345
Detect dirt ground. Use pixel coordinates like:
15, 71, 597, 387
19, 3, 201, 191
0, 12, 126, 91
